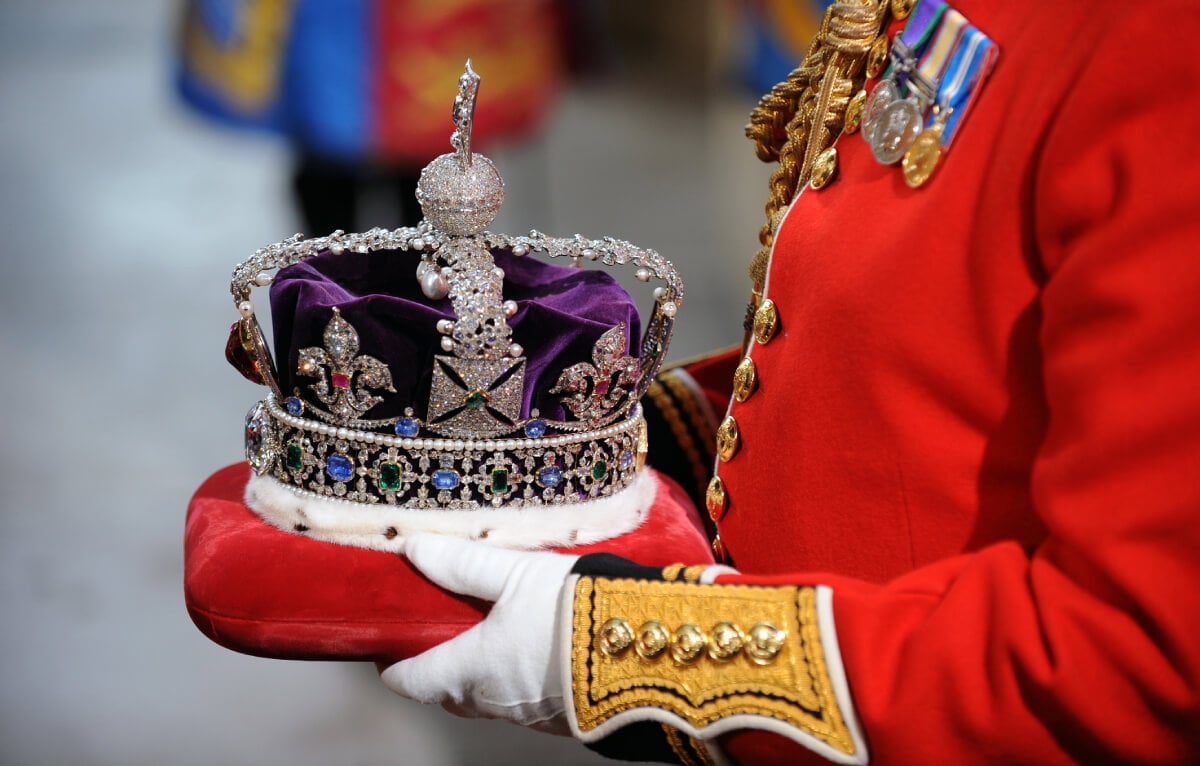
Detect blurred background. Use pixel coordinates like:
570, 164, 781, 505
0, 0, 825, 763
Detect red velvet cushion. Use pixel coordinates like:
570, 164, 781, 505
185, 463, 715, 662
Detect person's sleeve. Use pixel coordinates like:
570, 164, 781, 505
563, 9, 1200, 764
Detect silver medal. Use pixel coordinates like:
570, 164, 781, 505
861, 79, 900, 142
870, 97, 924, 165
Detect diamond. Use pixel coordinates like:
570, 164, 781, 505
432, 469, 460, 490
524, 419, 547, 438
591, 460, 608, 481
244, 401, 272, 474
395, 417, 420, 438
332, 372, 351, 389
326, 454, 354, 482
620, 450, 634, 470
491, 468, 509, 494
379, 462, 402, 491
285, 396, 304, 416
538, 466, 563, 488
286, 443, 303, 472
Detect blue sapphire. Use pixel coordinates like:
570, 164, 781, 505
431, 469, 460, 490
284, 396, 304, 416
395, 417, 420, 438
524, 419, 547, 438
326, 454, 355, 482
538, 466, 564, 488
620, 450, 634, 470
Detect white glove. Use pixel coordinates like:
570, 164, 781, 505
380, 534, 579, 735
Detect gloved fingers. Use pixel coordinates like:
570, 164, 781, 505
379, 627, 479, 705
402, 533, 547, 602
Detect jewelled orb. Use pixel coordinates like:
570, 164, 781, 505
416, 152, 505, 236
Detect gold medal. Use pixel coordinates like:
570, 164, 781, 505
844, 89, 867, 135
866, 34, 891, 80
901, 125, 944, 188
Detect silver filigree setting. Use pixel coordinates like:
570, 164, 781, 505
297, 308, 395, 425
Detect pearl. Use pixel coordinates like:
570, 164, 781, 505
253, 272, 273, 286
512, 244, 529, 257
502, 300, 518, 318
662, 301, 678, 317
437, 319, 454, 334
441, 337, 455, 352
238, 300, 254, 318
509, 343, 523, 358
653, 287, 666, 301
420, 269, 449, 300
582, 248, 596, 260
411, 237, 425, 250
635, 268, 651, 282
330, 243, 345, 255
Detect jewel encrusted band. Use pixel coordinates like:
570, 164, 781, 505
246, 394, 649, 509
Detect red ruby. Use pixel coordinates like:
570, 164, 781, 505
225, 321, 265, 384
332, 372, 351, 389
595, 379, 611, 396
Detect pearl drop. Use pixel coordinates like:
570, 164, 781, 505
502, 300, 518, 318
238, 300, 254, 318
254, 272, 273, 286
437, 319, 454, 334
582, 248, 596, 260
635, 268, 651, 282
509, 343, 523, 358
512, 244, 529, 257
420, 270, 449, 300
441, 337, 455, 352
653, 287, 666, 301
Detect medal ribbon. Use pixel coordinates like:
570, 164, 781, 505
934, 23, 999, 146
912, 9, 967, 100
884, 0, 947, 81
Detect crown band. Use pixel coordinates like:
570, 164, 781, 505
246, 394, 649, 510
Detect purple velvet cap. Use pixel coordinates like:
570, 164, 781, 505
269, 247, 641, 425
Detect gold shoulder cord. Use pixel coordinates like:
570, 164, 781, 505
571, 578, 857, 756
743, 0, 889, 333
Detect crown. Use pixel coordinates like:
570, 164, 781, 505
226, 63, 683, 549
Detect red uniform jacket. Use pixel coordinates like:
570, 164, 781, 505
608, 1, 1200, 763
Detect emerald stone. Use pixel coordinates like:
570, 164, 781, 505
286, 443, 303, 472
379, 462, 402, 492
591, 460, 608, 481
465, 389, 489, 410
491, 468, 509, 494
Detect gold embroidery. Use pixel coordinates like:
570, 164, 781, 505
664, 725, 700, 766
646, 380, 711, 502
571, 578, 857, 756
681, 566, 708, 584
662, 563, 686, 582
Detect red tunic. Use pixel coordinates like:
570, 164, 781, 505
710, 0, 1200, 762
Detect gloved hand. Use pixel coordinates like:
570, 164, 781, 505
380, 534, 580, 735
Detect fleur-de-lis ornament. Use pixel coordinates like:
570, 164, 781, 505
297, 308, 395, 423
550, 323, 638, 428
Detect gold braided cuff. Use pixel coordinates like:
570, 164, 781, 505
565, 578, 868, 764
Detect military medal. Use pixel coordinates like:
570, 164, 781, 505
902, 22, 999, 187
860, 0, 946, 152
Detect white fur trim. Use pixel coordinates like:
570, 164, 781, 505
244, 469, 657, 552
566, 584, 869, 764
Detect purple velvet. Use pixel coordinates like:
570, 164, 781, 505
270, 247, 641, 424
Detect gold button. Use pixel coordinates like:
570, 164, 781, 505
670, 624, 707, 664
745, 622, 787, 665
635, 621, 670, 659
753, 299, 779, 345
712, 535, 729, 563
809, 146, 838, 190
597, 617, 634, 657
891, 0, 916, 20
707, 621, 745, 662
716, 416, 740, 462
706, 476, 728, 522
733, 356, 758, 402
865, 35, 890, 80
844, 89, 867, 135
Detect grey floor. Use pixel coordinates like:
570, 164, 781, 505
0, 2, 771, 764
